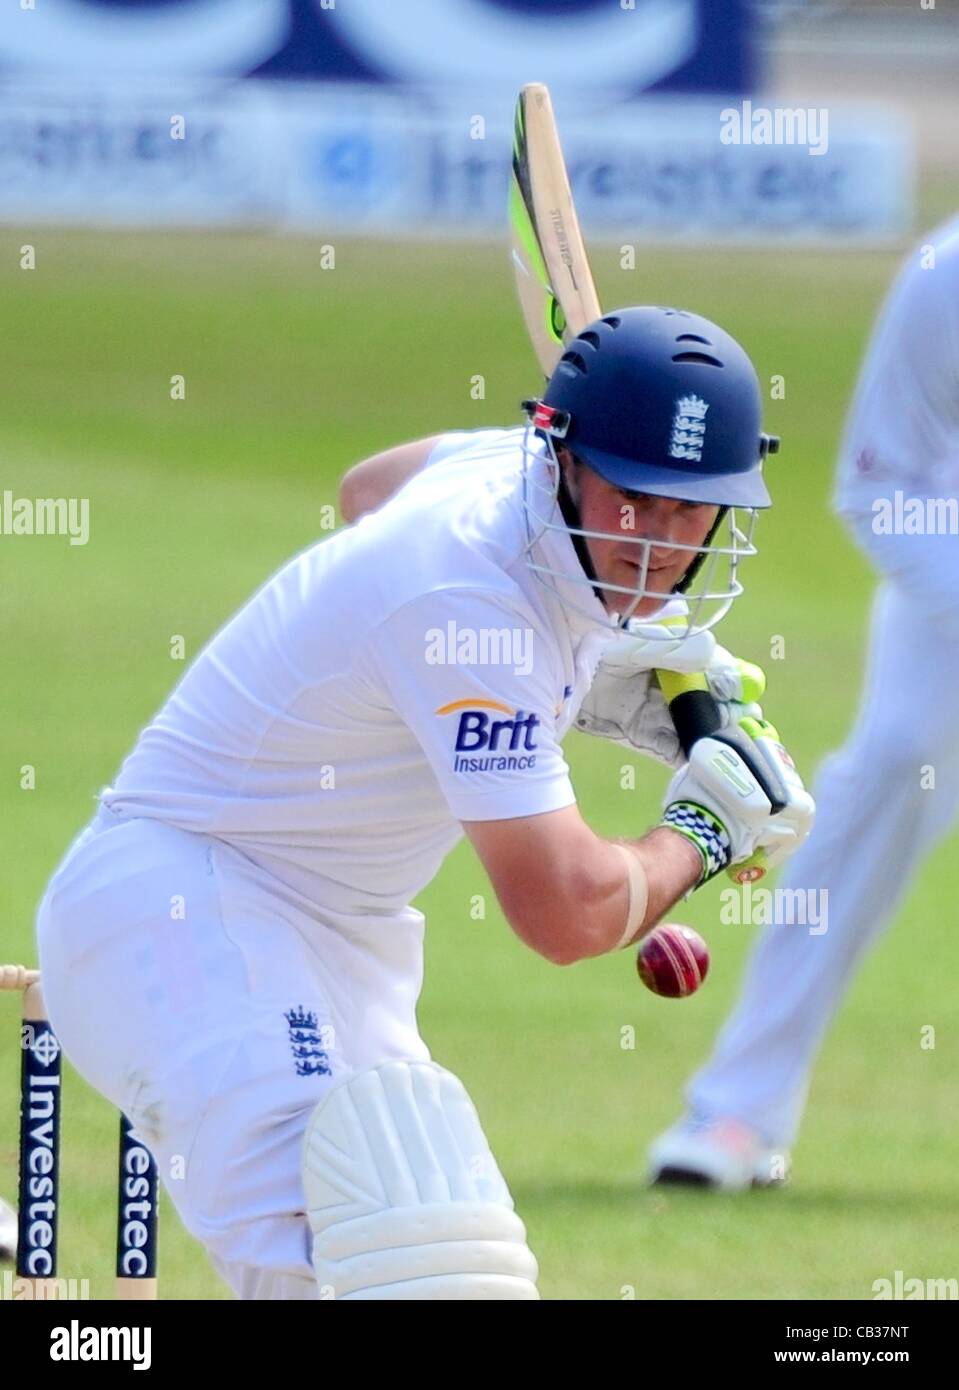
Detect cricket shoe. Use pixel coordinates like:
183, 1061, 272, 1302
0, 1196, 16, 1262
647, 1115, 790, 1191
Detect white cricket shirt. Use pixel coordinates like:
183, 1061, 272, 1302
835, 215, 959, 517
103, 429, 614, 914
832, 217, 959, 635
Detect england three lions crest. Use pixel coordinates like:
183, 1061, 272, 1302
668, 395, 709, 462
284, 1005, 332, 1078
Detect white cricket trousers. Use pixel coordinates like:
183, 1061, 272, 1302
688, 582, 959, 1145
36, 805, 430, 1299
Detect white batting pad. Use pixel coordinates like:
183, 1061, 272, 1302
303, 1060, 540, 1300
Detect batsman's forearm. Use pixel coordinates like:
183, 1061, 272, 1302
554, 827, 702, 963
626, 827, 705, 938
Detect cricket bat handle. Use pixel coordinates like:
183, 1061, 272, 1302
0, 964, 41, 991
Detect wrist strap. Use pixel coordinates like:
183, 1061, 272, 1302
660, 801, 731, 884
614, 844, 649, 949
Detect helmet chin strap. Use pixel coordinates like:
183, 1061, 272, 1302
556, 458, 610, 613
675, 506, 728, 593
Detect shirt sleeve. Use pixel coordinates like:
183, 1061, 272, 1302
425, 430, 515, 470
363, 587, 577, 822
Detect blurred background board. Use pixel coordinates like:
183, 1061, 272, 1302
1, 0, 957, 1300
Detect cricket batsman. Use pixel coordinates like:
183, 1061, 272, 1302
36, 306, 813, 1299
649, 220, 959, 1189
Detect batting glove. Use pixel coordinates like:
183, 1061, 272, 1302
661, 721, 815, 885
577, 631, 768, 771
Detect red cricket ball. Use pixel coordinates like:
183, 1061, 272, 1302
636, 924, 710, 998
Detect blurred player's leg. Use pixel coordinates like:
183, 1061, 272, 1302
651, 583, 959, 1183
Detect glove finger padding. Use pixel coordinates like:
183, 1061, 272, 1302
575, 671, 683, 770
712, 723, 790, 813
576, 636, 765, 773
601, 621, 718, 677
705, 652, 767, 706
734, 719, 816, 869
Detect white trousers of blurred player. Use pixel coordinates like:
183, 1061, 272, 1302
687, 581, 959, 1146
36, 805, 429, 1300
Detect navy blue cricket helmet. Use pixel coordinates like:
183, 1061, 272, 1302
541, 306, 777, 508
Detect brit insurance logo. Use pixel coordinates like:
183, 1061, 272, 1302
436, 699, 540, 774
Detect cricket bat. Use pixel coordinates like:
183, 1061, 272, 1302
508, 83, 779, 878
509, 82, 601, 376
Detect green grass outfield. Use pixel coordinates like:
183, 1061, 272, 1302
1, 227, 956, 1300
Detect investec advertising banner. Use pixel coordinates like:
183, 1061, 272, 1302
0, 1, 911, 242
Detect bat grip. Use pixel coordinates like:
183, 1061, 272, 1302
656, 670, 787, 816
655, 671, 722, 758
662, 687, 723, 759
